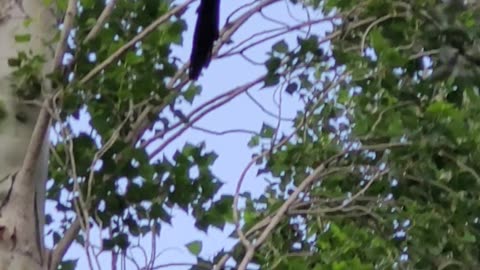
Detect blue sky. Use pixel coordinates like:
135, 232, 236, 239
48, 1, 330, 269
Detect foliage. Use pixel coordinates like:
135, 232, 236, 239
27, 0, 480, 269
235, 0, 480, 269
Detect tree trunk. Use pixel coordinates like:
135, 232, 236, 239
0, 0, 55, 269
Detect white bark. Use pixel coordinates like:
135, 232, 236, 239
0, 0, 55, 269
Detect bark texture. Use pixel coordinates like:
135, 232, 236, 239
0, 0, 55, 269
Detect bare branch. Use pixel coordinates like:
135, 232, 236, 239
53, 0, 77, 69
49, 218, 81, 270
148, 75, 265, 159
191, 125, 259, 136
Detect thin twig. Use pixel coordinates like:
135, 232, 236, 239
148, 76, 265, 159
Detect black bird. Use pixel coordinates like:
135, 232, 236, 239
188, 0, 220, 80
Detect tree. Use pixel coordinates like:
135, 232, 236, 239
236, 0, 480, 269
0, 0, 55, 268
1, 0, 479, 269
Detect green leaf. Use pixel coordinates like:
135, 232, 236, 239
125, 51, 144, 65
248, 135, 260, 147
370, 29, 389, 52
265, 57, 282, 73
264, 73, 280, 87
260, 123, 276, 138
14, 34, 31, 43
463, 232, 476, 243
183, 84, 200, 103
272, 40, 289, 53
186, 240, 203, 256
298, 35, 319, 54
59, 259, 78, 270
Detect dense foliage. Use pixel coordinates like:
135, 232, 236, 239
38, 0, 480, 269
244, 0, 480, 269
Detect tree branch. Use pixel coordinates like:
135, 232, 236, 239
53, 0, 77, 69
83, 0, 117, 43
48, 218, 81, 270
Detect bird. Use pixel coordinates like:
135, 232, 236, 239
188, 0, 220, 80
